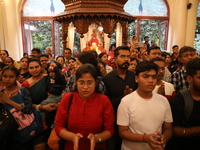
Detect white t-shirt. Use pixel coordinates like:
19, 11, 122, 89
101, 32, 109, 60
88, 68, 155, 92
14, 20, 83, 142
117, 91, 173, 150
153, 80, 175, 96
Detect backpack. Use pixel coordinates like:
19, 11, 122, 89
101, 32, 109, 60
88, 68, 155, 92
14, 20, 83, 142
179, 88, 194, 124
4, 87, 42, 143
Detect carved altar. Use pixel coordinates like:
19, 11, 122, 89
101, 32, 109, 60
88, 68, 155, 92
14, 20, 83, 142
54, 0, 135, 51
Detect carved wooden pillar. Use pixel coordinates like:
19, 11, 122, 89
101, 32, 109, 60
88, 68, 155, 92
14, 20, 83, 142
62, 21, 69, 50
62, 21, 66, 50
74, 18, 91, 38
102, 18, 117, 38
120, 21, 129, 46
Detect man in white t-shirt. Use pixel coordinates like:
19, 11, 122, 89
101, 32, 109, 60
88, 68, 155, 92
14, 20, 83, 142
150, 57, 176, 101
117, 61, 173, 150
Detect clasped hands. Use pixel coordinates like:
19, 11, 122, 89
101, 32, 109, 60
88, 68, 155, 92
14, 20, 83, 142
144, 131, 166, 150
72, 133, 98, 150
42, 103, 58, 112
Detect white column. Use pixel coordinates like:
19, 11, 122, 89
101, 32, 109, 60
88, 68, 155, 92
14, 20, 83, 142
67, 22, 75, 52
185, 0, 199, 46
167, 0, 188, 52
1, 0, 22, 61
104, 33, 110, 53
0, 0, 6, 50
116, 22, 122, 47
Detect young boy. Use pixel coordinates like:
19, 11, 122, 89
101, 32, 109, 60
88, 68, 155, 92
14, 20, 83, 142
150, 57, 176, 100
117, 61, 173, 150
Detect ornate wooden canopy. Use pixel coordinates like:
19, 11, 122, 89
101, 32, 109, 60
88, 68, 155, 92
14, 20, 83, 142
54, 0, 135, 49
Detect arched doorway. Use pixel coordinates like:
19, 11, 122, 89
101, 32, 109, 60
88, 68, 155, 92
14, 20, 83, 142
124, 0, 169, 51
20, 0, 65, 57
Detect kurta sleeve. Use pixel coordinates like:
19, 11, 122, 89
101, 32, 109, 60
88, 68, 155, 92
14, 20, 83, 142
55, 92, 72, 135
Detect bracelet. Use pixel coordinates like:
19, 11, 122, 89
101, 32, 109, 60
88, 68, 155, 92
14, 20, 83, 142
142, 133, 146, 142
36, 105, 40, 111
183, 128, 186, 136
39, 105, 44, 111
21, 104, 24, 110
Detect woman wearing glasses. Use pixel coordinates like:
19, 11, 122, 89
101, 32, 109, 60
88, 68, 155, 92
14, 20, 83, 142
65, 51, 106, 94
55, 64, 114, 150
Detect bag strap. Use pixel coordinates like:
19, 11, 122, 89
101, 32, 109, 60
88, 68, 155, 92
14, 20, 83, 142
68, 92, 74, 112
179, 88, 194, 123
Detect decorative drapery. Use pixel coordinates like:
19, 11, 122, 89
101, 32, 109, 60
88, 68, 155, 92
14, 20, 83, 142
67, 22, 75, 51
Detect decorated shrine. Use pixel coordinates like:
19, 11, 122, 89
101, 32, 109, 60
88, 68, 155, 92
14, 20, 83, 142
54, 0, 135, 52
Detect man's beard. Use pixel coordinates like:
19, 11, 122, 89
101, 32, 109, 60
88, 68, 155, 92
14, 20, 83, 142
193, 83, 200, 92
118, 62, 130, 70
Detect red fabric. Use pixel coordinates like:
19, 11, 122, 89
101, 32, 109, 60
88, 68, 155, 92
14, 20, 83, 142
90, 39, 99, 46
55, 92, 114, 150
165, 91, 177, 101
21, 80, 30, 88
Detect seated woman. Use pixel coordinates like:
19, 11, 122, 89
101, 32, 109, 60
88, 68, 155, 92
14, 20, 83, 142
0, 50, 20, 69
128, 57, 139, 73
0, 62, 7, 90
0, 66, 38, 149
18, 57, 31, 84
99, 53, 113, 74
65, 57, 76, 78
55, 64, 114, 150
56, 56, 68, 73
22, 58, 57, 149
4, 57, 15, 67
98, 60, 107, 77
107, 44, 116, 69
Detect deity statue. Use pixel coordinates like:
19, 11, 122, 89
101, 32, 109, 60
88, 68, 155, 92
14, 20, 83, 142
82, 28, 106, 54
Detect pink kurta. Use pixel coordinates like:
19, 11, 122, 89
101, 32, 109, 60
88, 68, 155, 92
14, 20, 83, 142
55, 92, 114, 150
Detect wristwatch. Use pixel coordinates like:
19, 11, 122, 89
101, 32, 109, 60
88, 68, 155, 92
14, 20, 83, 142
97, 134, 102, 142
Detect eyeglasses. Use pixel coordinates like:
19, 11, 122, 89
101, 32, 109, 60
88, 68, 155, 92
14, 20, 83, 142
77, 81, 95, 87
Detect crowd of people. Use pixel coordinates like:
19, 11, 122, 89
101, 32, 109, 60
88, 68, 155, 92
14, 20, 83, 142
0, 36, 200, 150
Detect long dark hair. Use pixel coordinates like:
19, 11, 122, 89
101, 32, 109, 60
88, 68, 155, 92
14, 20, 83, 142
77, 51, 101, 76
74, 63, 99, 93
